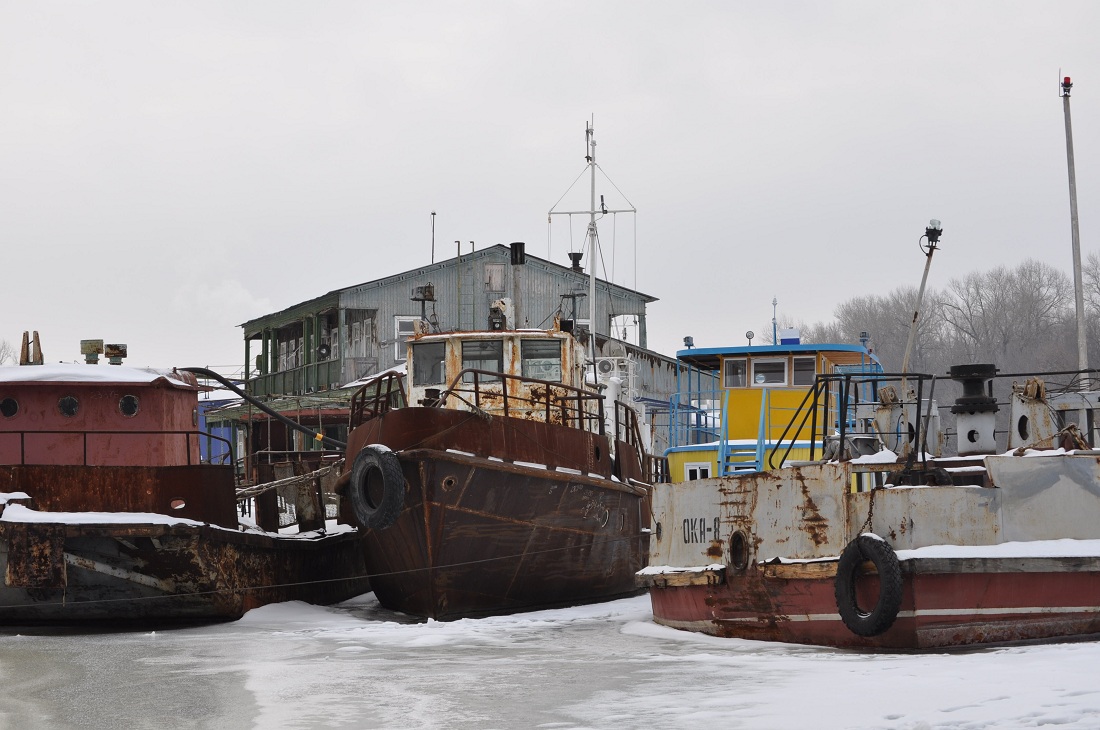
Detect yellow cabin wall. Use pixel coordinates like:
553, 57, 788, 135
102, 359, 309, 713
724, 388, 817, 441
667, 445, 815, 482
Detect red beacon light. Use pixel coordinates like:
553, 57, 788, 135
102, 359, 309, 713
1065, 76, 1072, 85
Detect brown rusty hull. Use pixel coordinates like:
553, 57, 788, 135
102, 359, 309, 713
363, 448, 650, 620
647, 556, 1100, 649
0, 521, 370, 624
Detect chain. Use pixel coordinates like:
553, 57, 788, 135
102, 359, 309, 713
859, 484, 879, 536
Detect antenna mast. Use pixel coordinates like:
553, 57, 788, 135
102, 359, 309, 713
547, 118, 637, 348
586, 120, 598, 345
1061, 76, 1089, 381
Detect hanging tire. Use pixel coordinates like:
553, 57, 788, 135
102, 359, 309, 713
348, 445, 405, 530
834, 535, 904, 637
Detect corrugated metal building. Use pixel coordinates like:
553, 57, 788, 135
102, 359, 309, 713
226, 242, 692, 458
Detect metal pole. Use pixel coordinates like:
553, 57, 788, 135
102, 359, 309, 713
771, 297, 778, 343
431, 211, 436, 264
1062, 77, 1091, 438
586, 119, 599, 370
900, 221, 942, 458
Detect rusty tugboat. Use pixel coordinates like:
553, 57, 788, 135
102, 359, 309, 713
0, 333, 369, 624
639, 221, 1100, 649
335, 301, 657, 620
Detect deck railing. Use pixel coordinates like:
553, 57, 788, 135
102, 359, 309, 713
436, 369, 606, 434
349, 371, 408, 429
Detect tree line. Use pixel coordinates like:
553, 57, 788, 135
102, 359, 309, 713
784, 254, 1100, 379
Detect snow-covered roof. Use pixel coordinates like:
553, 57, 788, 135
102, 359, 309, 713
0, 363, 196, 389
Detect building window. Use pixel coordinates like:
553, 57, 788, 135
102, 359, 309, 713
412, 342, 446, 386
751, 359, 786, 386
520, 340, 562, 382
685, 462, 711, 481
462, 340, 503, 382
792, 357, 816, 386
394, 316, 420, 361
723, 358, 747, 388
484, 264, 505, 292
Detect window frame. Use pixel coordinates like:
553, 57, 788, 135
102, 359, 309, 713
394, 316, 421, 361
411, 341, 447, 387
520, 339, 563, 382
792, 356, 817, 386
461, 339, 504, 382
723, 358, 748, 388
750, 358, 787, 387
684, 462, 711, 481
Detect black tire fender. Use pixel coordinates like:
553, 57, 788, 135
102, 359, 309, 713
834, 534, 904, 637
347, 445, 405, 530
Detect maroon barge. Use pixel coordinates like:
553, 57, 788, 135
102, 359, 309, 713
336, 314, 656, 620
640, 360, 1100, 650
0, 350, 368, 624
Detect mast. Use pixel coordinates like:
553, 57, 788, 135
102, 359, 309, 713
1061, 77, 1090, 378
586, 121, 599, 368
547, 118, 636, 369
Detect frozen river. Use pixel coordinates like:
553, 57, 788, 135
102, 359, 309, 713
0, 594, 1098, 729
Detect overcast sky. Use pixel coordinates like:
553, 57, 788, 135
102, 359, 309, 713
2, 2, 1099, 370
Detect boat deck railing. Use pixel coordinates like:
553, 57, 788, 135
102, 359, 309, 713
349, 371, 408, 429
436, 369, 607, 434
768, 371, 934, 470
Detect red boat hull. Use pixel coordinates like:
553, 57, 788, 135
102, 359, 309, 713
647, 556, 1100, 649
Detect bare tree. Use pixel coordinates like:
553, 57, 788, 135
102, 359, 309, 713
797, 287, 949, 374
941, 260, 1073, 372
0, 340, 13, 365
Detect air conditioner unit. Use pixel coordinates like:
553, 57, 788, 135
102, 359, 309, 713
597, 357, 630, 378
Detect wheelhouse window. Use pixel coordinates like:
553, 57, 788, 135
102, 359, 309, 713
462, 340, 503, 382
412, 342, 446, 386
520, 339, 562, 382
751, 359, 786, 386
792, 356, 816, 386
723, 358, 747, 388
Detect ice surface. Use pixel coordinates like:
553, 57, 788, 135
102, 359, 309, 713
0, 594, 1098, 728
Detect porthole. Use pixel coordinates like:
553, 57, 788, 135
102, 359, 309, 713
0, 398, 17, 418
119, 395, 140, 417
170, 499, 186, 510
58, 396, 80, 418
1017, 415, 1030, 441
729, 530, 750, 572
